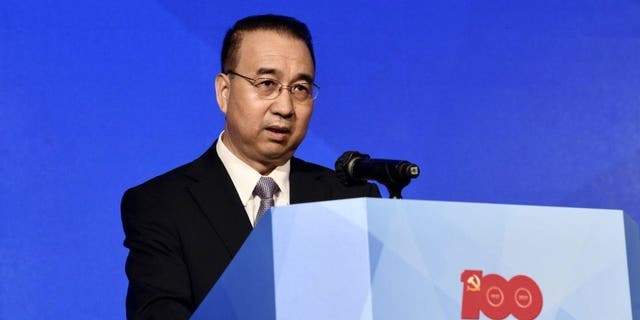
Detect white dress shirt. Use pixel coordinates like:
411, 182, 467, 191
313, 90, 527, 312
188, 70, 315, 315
215, 133, 290, 226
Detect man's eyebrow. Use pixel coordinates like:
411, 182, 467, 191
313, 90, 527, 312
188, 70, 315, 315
256, 68, 277, 76
255, 68, 315, 83
296, 73, 315, 84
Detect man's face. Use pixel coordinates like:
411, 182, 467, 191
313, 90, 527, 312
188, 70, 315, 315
215, 30, 315, 174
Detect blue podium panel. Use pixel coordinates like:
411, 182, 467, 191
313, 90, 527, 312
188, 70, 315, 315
192, 198, 639, 320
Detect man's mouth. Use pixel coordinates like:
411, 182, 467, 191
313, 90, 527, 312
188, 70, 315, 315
266, 126, 290, 134
265, 126, 291, 140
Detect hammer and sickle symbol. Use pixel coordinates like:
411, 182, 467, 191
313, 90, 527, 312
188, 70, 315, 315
466, 274, 481, 292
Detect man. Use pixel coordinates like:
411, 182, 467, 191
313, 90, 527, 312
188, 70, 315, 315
121, 14, 380, 319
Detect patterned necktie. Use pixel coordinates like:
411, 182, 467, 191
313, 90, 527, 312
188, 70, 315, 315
253, 176, 280, 225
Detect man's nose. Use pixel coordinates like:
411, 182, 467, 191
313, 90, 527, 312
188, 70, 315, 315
270, 88, 295, 117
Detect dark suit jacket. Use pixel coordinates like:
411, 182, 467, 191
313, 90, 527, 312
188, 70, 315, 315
121, 144, 380, 319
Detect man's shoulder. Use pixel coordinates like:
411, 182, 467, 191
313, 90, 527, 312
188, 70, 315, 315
290, 156, 349, 186
123, 161, 197, 200
124, 144, 223, 195
290, 157, 334, 175
290, 157, 382, 200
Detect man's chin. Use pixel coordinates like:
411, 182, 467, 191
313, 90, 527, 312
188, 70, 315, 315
260, 148, 295, 164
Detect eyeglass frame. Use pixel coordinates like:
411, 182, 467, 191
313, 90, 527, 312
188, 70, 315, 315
225, 71, 320, 102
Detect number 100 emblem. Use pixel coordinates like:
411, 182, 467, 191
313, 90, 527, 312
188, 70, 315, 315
461, 270, 543, 320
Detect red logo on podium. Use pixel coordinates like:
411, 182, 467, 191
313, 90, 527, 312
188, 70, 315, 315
461, 270, 543, 320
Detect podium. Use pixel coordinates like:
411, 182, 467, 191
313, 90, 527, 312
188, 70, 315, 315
191, 198, 639, 319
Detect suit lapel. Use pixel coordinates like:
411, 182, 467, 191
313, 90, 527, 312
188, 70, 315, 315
183, 151, 328, 255
184, 144, 252, 256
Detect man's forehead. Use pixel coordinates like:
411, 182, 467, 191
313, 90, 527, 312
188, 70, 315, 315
235, 30, 314, 76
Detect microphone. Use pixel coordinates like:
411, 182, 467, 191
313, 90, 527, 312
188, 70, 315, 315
335, 151, 420, 198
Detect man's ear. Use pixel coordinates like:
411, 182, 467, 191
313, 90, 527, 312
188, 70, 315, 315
215, 73, 230, 114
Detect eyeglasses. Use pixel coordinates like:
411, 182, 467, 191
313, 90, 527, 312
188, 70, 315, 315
226, 71, 319, 102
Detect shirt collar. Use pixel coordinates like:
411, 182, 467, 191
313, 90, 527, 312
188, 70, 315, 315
215, 132, 290, 206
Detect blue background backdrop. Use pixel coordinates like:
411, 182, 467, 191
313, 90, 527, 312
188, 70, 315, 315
2, 0, 639, 318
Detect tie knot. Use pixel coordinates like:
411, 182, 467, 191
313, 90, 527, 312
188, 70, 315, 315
253, 176, 280, 200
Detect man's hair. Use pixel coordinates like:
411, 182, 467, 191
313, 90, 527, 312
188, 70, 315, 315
220, 14, 315, 73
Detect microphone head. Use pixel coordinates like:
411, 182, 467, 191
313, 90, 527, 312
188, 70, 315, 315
396, 161, 420, 179
334, 151, 370, 186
